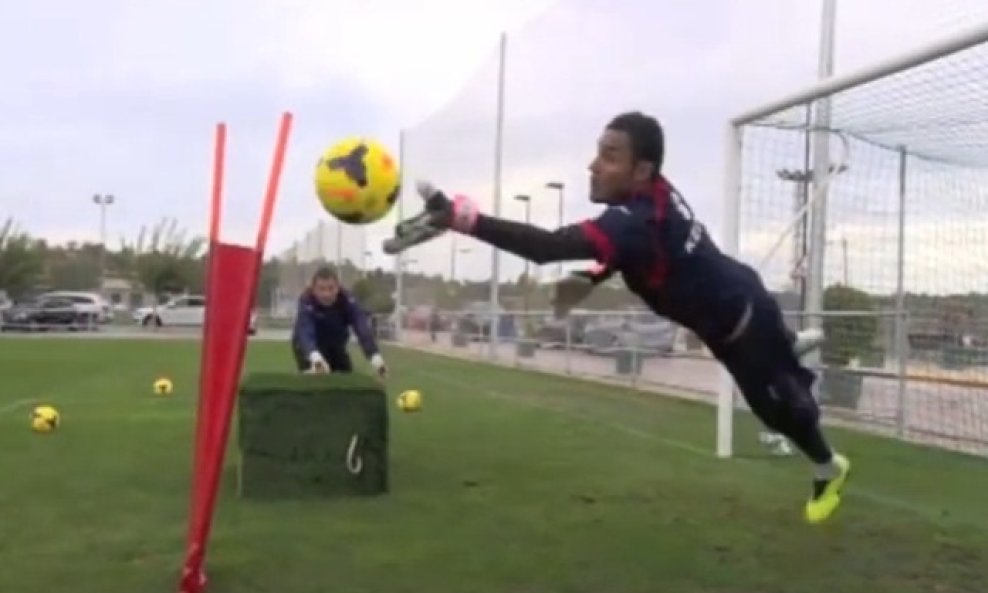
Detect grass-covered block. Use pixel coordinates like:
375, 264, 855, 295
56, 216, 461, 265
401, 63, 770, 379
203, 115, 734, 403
236, 371, 389, 500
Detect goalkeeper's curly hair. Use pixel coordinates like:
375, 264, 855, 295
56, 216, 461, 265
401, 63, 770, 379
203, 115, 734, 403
606, 111, 665, 179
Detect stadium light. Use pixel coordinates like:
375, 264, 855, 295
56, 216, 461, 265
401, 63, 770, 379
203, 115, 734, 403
92, 193, 115, 291
514, 194, 532, 315
513, 194, 531, 223
546, 181, 565, 280
449, 234, 471, 282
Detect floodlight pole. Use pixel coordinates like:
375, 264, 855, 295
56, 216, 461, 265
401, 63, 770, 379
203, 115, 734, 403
488, 31, 507, 360
93, 193, 115, 292
514, 194, 532, 316
804, 0, 838, 347
547, 181, 565, 281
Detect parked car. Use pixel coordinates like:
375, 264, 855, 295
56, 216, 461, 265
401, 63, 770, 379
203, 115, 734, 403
455, 301, 514, 341
402, 305, 451, 333
583, 313, 677, 356
534, 315, 588, 348
37, 291, 113, 323
133, 294, 257, 334
0, 297, 88, 331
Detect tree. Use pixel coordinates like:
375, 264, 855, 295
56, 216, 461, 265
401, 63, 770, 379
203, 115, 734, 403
125, 218, 207, 303
0, 218, 44, 300
941, 298, 973, 345
47, 242, 102, 290
351, 274, 395, 314
253, 258, 281, 310
821, 283, 879, 367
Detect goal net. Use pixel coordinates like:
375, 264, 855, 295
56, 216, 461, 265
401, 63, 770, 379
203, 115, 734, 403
721, 23, 988, 458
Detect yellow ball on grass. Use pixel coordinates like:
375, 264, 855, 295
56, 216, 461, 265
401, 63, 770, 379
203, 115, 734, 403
153, 377, 174, 396
396, 389, 423, 412
30, 405, 60, 433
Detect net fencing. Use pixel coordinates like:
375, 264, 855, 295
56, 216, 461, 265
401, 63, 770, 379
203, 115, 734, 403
270, 221, 370, 319
395, 36, 505, 329
726, 24, 988, 457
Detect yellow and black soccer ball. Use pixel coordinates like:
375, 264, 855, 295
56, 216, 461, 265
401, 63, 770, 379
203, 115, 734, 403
314, 137, 401, 225
30, 405, 60, 433
396, 389, 423, 412
153, 377, 174, 396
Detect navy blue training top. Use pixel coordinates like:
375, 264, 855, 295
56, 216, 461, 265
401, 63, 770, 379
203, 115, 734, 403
291, 288, 379, 359
579, 177, 769, 343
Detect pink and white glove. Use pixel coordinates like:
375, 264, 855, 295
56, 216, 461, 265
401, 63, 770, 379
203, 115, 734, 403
416, 180, 480, 234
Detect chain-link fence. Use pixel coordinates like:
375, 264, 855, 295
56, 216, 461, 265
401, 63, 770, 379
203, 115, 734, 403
372, 305, 988, 458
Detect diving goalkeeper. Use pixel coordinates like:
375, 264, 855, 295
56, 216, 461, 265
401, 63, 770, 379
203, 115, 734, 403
383, 111, 850, 524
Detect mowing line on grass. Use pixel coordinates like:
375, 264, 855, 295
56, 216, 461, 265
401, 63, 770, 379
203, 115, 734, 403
0, 399, 34, 415
408, 366, 981, 531
0, 396, 179, 420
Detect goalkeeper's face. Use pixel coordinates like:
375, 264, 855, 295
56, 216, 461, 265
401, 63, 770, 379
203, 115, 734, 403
588, 129, 652, 204
311, 277, 340, 306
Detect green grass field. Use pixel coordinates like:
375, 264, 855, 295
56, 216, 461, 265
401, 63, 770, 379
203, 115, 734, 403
2, 336, 987, 593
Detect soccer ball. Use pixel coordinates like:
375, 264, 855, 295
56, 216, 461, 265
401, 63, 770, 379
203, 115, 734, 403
396, 389, 423, 412
314, 136, 401, 225
153, 377, 174, 396
30, 405, 60, 433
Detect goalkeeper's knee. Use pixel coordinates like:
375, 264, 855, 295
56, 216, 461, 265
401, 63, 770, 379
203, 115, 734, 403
764, 372, 820, 435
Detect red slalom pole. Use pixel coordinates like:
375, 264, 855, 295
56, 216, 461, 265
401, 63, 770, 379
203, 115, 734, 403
179, 113, 292, 593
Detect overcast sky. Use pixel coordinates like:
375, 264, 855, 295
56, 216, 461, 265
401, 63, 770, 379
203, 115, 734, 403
3, 0, 988, 293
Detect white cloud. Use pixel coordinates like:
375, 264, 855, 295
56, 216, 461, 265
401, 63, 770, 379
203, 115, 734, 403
0, 0, 552, 252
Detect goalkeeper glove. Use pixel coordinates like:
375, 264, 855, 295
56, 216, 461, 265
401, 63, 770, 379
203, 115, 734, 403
370, 353, 388, 379
382, 181, 480, 255
307, 351, 330, 374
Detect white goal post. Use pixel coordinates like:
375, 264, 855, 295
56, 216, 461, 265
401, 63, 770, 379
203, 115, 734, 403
719, 22, 988, 459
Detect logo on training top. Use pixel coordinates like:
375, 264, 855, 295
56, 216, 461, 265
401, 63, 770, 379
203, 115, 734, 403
669, 188, 704, 254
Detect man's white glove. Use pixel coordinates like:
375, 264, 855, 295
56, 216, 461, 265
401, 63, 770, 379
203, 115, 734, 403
308, 351, 330, 374
370, 353, 388, 379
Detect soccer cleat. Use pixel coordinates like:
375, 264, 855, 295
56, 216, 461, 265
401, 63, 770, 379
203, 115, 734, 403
382, 210, 445, 255
805, 453, 851, 524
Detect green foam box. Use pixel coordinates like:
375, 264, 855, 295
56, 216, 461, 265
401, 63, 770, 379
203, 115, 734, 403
236, 371, 389, 500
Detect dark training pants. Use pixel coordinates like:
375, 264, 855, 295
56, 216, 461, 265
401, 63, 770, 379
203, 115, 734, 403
711, 297, 832, 463
292, 341, 353, 373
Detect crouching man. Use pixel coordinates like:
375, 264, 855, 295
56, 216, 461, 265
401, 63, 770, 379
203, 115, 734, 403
291, 266, 387, 379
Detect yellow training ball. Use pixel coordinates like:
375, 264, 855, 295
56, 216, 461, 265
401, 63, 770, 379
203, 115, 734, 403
396, 389, 423, 412
153, 377, 174, 396
30, 405, 60, 433
314, 136, 401, 225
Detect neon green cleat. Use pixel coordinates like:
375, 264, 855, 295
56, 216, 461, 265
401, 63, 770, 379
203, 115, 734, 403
805, 453, 851, 524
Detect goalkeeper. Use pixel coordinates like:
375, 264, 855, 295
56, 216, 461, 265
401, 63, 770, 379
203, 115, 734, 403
384, 111, 849, 524
291, 266, 388, 379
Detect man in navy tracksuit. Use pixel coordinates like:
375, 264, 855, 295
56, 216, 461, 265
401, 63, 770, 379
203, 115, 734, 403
291, 266, 387, 378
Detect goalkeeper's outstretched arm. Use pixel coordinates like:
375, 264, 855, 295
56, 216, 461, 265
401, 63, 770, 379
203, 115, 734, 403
386, 180, 602, 265
470, 215, 598, 265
